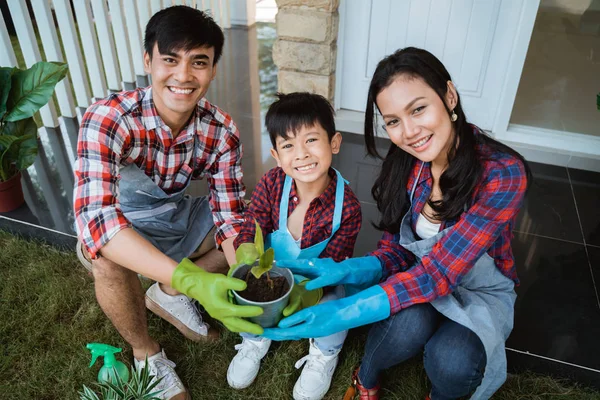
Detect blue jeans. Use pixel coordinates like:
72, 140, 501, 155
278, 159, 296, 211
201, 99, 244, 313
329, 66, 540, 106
358, 303, 486, 400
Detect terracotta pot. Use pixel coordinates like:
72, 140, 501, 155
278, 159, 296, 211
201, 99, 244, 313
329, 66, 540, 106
0, 172, 25, 212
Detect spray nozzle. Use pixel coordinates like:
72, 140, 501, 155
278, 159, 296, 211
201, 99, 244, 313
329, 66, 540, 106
86, 343, 123, 368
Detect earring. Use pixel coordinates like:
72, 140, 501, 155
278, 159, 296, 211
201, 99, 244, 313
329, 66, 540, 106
450, 110, 458, 122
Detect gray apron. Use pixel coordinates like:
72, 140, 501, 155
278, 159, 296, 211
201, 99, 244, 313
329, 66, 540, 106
399, 162, 516, 399
117, 134, 215, 262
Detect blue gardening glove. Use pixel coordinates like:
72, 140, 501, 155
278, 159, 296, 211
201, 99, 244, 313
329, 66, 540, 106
275, 256, 382, 291
261, 285, 391, 341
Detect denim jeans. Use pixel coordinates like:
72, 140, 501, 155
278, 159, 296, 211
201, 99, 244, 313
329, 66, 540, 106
358, 303, 486, 400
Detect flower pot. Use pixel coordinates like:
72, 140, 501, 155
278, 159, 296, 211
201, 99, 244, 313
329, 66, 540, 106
231, 262, 294, 328
0, 172, 24, 212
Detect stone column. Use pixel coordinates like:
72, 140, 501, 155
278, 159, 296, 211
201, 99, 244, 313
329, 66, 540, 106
273, 0, 340, 102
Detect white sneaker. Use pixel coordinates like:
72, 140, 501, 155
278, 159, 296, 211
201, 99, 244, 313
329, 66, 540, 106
134, 349, 190, 400
293, 339, 339, 400
145, 282, 218, 342
227, 337, 272, 389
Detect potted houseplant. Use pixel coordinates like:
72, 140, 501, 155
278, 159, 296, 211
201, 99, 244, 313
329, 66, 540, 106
0, 61, 68, 212
230, 221, 294, 328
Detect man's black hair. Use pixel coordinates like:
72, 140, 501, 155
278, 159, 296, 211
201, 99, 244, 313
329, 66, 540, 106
266, 92, 336, 148
144, 6, 225, 64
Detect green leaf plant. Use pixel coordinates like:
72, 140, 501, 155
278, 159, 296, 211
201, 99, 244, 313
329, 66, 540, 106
234, 220, 276, 288
79, 356, 164, 400
0, 62, 68, 182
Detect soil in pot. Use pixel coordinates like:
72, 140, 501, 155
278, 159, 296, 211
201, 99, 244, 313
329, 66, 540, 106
239, 270, 290, 303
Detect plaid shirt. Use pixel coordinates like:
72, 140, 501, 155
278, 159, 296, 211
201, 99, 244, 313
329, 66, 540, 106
74, 87, 246, 258
235, 167, 362, 262
370, 140, 527, 315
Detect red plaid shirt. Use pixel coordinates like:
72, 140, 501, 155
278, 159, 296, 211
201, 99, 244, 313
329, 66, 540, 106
370, 140, 528, 314
235, 167, 362, 262
73, 87, 246, 258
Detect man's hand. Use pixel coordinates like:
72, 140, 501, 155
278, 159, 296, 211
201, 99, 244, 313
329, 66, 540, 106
172, 258, 264, 335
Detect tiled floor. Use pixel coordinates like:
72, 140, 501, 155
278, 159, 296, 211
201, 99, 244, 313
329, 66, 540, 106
1, 23, 600, 389
510, 4, 600, 137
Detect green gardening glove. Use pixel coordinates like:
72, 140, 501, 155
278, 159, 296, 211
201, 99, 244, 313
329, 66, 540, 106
172, 258, 264, 335
282, 279, 323, 317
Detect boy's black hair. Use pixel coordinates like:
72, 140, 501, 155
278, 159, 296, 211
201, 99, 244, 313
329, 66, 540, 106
144, 6, 224, 65
266, 92, 336, 148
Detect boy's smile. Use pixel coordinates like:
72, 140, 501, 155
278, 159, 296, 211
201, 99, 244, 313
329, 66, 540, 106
144, 44, 217, 134
271, 124, 342, 190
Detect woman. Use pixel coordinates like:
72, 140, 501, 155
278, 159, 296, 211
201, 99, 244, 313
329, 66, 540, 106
262, 47, 530, 400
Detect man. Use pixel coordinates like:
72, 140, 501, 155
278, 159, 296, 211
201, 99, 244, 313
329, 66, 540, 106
73, 6, 262, 399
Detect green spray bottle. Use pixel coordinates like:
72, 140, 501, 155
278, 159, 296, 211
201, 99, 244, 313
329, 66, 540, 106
86, 343, 130, 384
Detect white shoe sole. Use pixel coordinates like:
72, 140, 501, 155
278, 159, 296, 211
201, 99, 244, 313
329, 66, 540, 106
227, 372, 258, 390
76, 241, 93, 273
145, 295, 220, 343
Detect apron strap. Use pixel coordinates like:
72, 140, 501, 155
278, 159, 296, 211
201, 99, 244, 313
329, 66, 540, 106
278, 169, 346, 237
278, 175, 294, 229
330, 168, 345, 236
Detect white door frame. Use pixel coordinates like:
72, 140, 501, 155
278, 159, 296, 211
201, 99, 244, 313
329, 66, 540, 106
334, 0, 600, 172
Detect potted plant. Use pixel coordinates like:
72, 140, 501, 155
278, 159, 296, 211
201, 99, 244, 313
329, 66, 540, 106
0, 61, 68, 212
230, 221, 294, 328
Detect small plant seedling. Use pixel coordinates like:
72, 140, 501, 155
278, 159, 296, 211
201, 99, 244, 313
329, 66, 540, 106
235, 221, 276, 288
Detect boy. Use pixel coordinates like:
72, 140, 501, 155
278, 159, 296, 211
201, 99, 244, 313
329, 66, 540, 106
73, 6, 262, 400
227, 92, 362, 400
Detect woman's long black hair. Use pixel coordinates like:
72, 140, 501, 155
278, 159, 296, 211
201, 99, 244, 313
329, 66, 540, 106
365, 47, 530, 233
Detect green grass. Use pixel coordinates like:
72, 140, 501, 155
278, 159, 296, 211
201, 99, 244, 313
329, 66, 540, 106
1, 230, 599, 399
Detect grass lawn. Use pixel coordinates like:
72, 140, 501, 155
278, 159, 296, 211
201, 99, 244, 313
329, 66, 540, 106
1, 230, 599, 399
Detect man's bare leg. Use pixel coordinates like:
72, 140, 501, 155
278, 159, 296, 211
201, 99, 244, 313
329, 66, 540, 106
92, 257, 160, 361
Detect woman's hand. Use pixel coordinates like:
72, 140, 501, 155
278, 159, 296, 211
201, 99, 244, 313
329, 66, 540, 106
276, 256, 383, 291
261, 285, 391, 340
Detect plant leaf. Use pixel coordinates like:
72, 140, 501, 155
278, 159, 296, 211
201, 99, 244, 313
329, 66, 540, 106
0, 67, 14, 119
251, 247, 274, 279
16, 133, 37, 171
235, 243, 259, 266
78, 385, 100, 400
5, 61, 68, 121
0, 118, 38, 180
2, 116, 37, 137
254, 220, 264, 255
0, 134, 18, 181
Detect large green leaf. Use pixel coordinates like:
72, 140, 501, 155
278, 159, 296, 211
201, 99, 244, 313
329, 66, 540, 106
16, 133, 38, 170
0, 67, 14, 119
0, 118, 38, 180
2, 116, 37, 137
0, 134, 19, 181
2, 118, 38, 170
5, 61, 68, 122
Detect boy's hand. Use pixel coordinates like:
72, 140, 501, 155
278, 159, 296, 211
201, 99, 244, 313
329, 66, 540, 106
282, 280, 322, 317
172, 259, 264, 335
